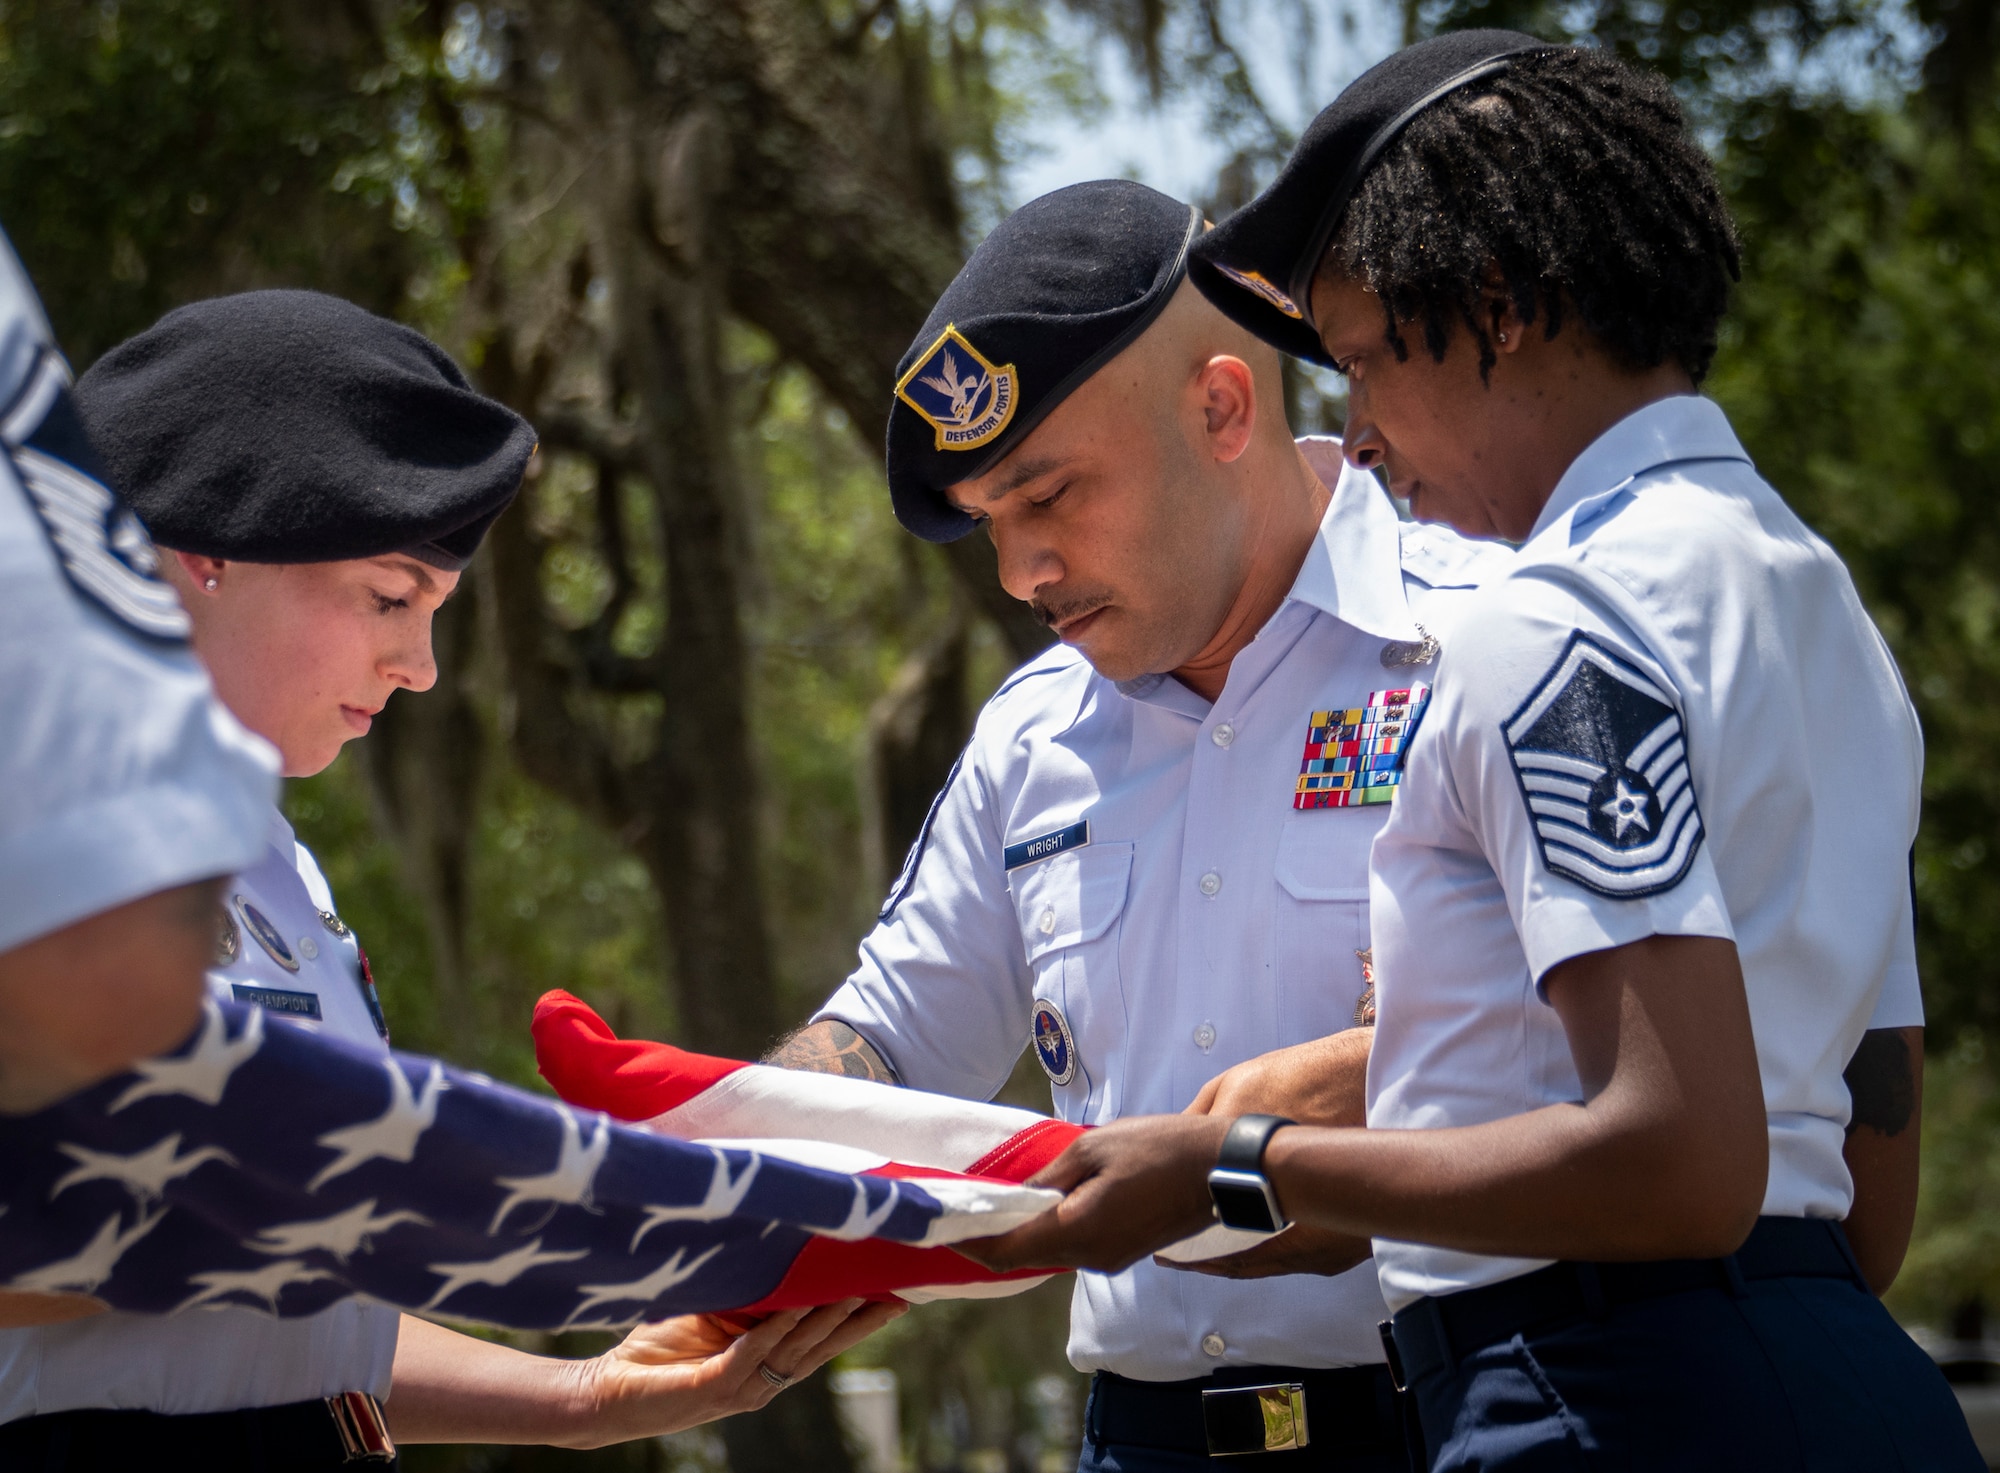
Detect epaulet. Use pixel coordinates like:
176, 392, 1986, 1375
1399, 522, 1512, 589
986, 639, 1088, 706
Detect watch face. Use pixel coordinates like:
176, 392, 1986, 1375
1208, 1172, 1284, 1234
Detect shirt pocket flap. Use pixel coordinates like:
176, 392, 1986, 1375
1009, 843, 1134, 964
1274, 812, 1374, 902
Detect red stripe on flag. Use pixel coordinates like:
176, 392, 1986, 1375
531, 990, 746, 1118
964, 1118, 1083, 1181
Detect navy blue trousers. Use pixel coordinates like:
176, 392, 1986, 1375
1408, 1273, 1981, 1472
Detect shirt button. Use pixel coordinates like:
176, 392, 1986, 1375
1211, 722, 1235, 748
297, 936, 320, 961
1198, 871, 1222, 897
1201, 1333, 1226, 1357
1193, 1022, 1216, 1051
1038, 908, 1057, 935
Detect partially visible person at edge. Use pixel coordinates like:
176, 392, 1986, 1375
0, 289, 898, 1471
768, 178, 1510, 1471
955, 32, 1981, 1473
0, 230, 270, 1120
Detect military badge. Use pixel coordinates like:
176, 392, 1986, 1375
1379, 623, 1440, 669
318, 908, 352, 938
1353, 948, 1376, 1028
1213, 264, 1303, 320
895, 325, 1019, 452
1030, 1000, 1076, 1087
1293, 685, 1431, 809
233, 895, 300, 972
1504, 632, 1703, 898
213, 907, 240, 967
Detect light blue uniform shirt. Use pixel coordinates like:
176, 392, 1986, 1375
0, 810, 401, 1419
1365, 397, 1925, 1312
0, 231, 273, 954
818, 441, 1510, 1379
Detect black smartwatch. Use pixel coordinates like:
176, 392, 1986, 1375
1206, 1113, 1294, 1233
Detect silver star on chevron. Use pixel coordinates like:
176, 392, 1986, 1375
1599, 777, 1653, 840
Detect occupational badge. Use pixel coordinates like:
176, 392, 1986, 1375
895, 325, 1019, 452
318, 908, 352, 938
1293, 685, 1431, 809
213, 907, 240, 966
1504, 631, 1704, 898
1030, 1000, 1077, 1087
1212, 264, 1303, 319
1378, 623, 1440, 668
233, 894, 300, 972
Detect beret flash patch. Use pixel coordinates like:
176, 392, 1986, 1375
1503, 632, 1703, 898
895, 325, 1018, 452
1213, 264, 1303, 319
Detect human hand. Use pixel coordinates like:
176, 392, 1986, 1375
575, 1298, 907, 1446
1185, 1029, 1372, 1127
953, 1114, 1227, 1275
1155, 1223, 1371, 1280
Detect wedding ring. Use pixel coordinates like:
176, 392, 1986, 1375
758, 1362, 794, 1390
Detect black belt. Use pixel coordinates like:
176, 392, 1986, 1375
1386, 1216, 1866, 1390
1090, 1364, 1407, 1462
0, 1391, 396, 1469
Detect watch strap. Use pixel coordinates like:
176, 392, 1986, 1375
1217, 1113, 1294, 1174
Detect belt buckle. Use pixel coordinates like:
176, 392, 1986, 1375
326, 1391, 397, 1464
1200, 1382, 1309, 1457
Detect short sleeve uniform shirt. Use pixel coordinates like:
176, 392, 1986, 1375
0, 811, 400, 1419
818, 440, 1512, 1378
1365, 396, 1923, 1311
0, 231, 273, 953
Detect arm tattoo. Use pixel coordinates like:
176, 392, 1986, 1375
765, 1021, 901, 1086
1845, 1029, 1915, 1137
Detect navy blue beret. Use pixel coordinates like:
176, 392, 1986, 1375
74, 290, 536, 570
887, 180, 1201, 542
1190, 29, 1555, 367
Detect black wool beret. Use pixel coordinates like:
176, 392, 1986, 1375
1189, 29, 1555, 367
74, 290, 536, 570
887, 180, 1201, 542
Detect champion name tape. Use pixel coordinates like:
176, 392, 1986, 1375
1294, 686, 1431, 810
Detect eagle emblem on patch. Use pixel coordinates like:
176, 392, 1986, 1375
1030, 1001, 1076, 1087
1504, 632, 1704, 898
1213, 264, 1303, 319
895, 325, 1018, 452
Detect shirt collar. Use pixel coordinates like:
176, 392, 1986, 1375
1285, 436, 1422, 643
265, 804, 297, 857
1527, 395, 1752, 545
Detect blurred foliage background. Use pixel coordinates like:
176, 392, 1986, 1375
3, 0, 1998, 1464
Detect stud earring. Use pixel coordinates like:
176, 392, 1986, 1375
204, 577, 218, 592
1497, 331, 1508, 344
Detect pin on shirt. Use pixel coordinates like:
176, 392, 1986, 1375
1031, 1000, 1077, 1086
1378, 622, 1440, 669
233, 894, 298, 972
213, 907, 240, 966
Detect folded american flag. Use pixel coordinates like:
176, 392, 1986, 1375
531, 991, 1264, 1307
0, 998, 1060, 1329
